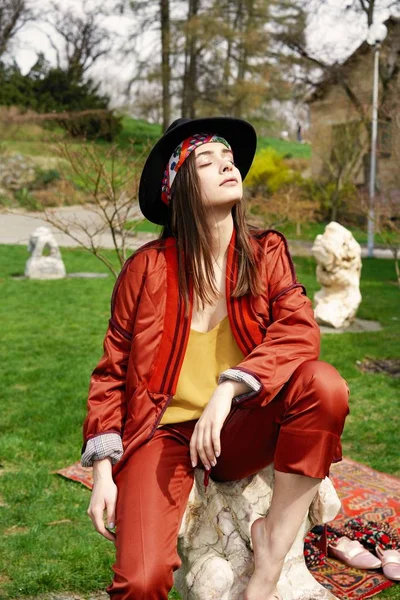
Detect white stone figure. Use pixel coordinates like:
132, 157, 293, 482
25, 226, 66, 280
312, 222, 362, 329
174, 464, 341, 600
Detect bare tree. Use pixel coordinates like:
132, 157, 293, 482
119, 0, 172, 131
346, 0, 400, 27
181, 0, 200, 118
0, 107, 158, 274
322, 122, 367, 221
0, 0, 34, 57
375, 193, 400, 283
356, 186, 400, 284
45, 0, 113, 82
160, 0, 171, 129
34, 141, 152, 278
358, 95, 400, 284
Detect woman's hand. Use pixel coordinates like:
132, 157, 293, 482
87, 457, 117, 543
189, 381, 236, 470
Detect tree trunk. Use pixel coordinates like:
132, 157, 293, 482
223, 0, 240, 90
232, 0, 245, 118
182, 0, 200, 118
160, 0, 171, 131
361, 0, 375, 27
222, 7, 233, 89
234, 0, 260, 118
0, 0, 32, 58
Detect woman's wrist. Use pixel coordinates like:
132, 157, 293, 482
93, 457, 113, 481
218, 379, 251, 398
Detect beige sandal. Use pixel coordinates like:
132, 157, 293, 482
328, 536, 382, 569
376, 545, 400, 581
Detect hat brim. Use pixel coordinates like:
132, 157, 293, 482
138, 117, 257, 226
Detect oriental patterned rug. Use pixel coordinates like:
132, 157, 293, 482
56, 457, 400, 600
306, 458, 400, 599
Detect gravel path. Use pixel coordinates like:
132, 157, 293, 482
0, 205, 394, 258
0, 205, 152, 251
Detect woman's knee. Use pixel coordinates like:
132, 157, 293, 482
295, 360, 350, 426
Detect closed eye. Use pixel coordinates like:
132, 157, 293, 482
199, 160, 237, 167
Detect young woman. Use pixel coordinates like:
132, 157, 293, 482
81, 117, 350, 600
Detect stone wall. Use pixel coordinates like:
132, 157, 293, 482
0, 154, 36, 197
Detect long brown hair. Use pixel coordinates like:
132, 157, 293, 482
160, 150, 264, 315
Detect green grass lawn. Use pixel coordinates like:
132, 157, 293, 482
0, 244, 399, 599
257, 135, 311, 159
114, 117, 312, 159
271, 221, 397, 247
124, 217, 396, 251
1, 116, 309, 169
115, 116, 162, 150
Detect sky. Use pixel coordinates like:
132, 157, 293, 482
9, 0, 400, 108
306, 0, 397, 61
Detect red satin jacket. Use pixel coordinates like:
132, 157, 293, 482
82, 227, 321, 479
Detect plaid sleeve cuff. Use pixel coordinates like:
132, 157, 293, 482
218, 368, 262, 403
81, 433, 123, 467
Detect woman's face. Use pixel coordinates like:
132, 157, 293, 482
194, 142, 243, 207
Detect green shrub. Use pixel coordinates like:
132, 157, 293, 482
32, 168, 61, 188
0, 193, 12, 208
14, 187, 40, 210
299, 178, 359, 223
245, 147, 302, 195
0, 55, 122, 142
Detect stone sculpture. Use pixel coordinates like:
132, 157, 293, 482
174, 464, 341, 600
25, 226, 66, 280
312, 222, 362, 329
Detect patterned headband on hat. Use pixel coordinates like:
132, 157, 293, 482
161, 132, 232, 206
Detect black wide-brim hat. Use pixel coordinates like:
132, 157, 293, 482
138, 116, 257, 225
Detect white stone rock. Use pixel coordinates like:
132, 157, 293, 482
25, 226, 66, 280
174, 465, 341, 600
312, 222, 362, 329
0, 153, 36, 191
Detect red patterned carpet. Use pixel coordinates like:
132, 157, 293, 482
306, 458, 400, 599
57, 461, 94, 490
329, 458, 399, 532
56, 457, 400, 600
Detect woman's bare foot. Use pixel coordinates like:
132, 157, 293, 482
244, 517, 284, 600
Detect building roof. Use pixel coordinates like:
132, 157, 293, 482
306, 16, 400, 104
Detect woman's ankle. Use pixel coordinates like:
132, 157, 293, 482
256, 515, 293, 561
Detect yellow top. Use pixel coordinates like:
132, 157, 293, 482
158, 315, 245, 427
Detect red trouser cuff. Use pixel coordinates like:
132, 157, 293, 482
274, 428, 342, 479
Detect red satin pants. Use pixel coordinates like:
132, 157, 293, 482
106, 360, 350, 599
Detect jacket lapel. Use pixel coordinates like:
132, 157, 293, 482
148, 237, 193, 394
